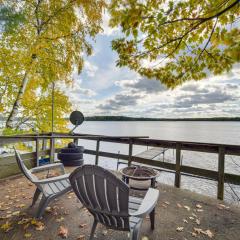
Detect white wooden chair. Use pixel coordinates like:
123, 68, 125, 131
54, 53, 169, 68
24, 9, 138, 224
69, 165, 159, 240
14, 147, 72, 218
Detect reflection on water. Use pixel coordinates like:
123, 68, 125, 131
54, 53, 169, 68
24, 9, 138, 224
75, 121, 240, 204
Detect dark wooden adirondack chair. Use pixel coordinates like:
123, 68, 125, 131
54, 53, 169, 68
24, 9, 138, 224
14, 147, 72, 218
69, 165, 159, 240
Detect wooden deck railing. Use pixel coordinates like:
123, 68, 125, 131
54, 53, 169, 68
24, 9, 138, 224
0, 132, 240, 200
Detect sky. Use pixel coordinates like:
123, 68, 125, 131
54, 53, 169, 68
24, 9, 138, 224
65, 14, 240, 119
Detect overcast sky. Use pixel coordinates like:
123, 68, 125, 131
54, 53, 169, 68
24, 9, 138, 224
65, 14, 240, 118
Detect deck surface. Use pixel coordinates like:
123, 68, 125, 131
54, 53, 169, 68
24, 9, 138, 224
0, 167, 239, 240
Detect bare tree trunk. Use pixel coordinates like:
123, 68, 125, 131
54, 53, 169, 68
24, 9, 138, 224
5, 72, 28, 128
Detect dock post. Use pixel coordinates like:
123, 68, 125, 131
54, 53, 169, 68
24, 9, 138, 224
217, 146, 225, 200
175, 143, 181, 188
95, 139, 100, 166
50, 135, 55, 163
35, 138, 40, 167
128, 139, 133, 166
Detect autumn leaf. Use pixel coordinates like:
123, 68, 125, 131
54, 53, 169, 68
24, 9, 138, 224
24, 233, 32, 238
1, 221, 13, 232
102, 230, 108, 235
204, 229, 214, 238
176, 227, 184, 232
79, 223, 87, 228
177, 203, 182, 208
56, 217, 65, 223
217, 204, 230, 210
77, 235, 85, 240
58, 226, 69, 239
184, 205, 190, 211
195, 219, 201, 225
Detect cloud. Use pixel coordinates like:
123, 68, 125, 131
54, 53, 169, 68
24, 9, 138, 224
98, 93, 140, 111
174, 89, 236, 108
116, 78, 166, 94
101, 11, 120, 36
84, 61, 98, 77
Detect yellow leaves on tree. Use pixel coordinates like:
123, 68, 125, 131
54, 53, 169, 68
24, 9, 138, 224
109, 0, 240, 88
0, 0, 106, 131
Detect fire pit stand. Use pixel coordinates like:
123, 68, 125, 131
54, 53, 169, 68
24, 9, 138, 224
120, 166, 160, 191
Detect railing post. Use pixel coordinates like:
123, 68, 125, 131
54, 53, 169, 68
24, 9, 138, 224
74, 138, 78, 145
36, 138, 40, 167
50, 135, 55, 163
128, 139, 133, 166
95, 139, 100, 166
217, 146, 225, 200
175, 143, 181, 188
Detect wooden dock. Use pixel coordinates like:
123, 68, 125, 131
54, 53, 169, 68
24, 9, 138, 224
117, 147, 168, 169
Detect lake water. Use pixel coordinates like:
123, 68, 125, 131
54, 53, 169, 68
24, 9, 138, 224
74, 121, 240, 204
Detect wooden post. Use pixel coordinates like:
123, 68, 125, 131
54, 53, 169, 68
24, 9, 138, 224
175, 143, 181, 188
74, 138, 78, 145
128, 139, 133, 166
36, 138, 40, 167
50, 136, 55, 163
217, 146, 225, 200
95, 140, 100, 166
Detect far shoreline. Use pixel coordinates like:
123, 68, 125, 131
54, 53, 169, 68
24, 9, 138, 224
84, 116, 240, 121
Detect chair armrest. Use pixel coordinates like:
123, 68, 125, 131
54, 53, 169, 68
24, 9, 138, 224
35, 173, 70, 184
31, 163, 65, 174
130, 188, 159, 218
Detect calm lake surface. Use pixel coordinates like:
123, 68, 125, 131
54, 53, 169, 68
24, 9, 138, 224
74, 121, 240, 204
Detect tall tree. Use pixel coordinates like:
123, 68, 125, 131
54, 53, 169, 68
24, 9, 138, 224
109, 0, 240, 88
0, 0, 106, 130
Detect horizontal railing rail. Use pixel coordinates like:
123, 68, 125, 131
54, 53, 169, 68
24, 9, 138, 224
0, 132, 240, 200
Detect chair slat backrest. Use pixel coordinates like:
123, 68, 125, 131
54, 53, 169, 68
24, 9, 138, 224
69, 165, 130, 230
14, 147, 38, 183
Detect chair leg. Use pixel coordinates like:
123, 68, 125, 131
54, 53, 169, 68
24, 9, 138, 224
149, 208, 155, 230
36, 195, 51, 219
31, 188, 41, 206
89, 219, 98, 240
130, 222, 141, 240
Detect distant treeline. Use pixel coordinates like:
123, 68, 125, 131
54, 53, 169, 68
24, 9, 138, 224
85, 116, 240, 121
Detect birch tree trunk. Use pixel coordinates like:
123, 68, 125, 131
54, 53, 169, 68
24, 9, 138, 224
5, 72, 28, 128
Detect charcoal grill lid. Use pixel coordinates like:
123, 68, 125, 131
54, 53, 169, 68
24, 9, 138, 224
70, 111, 84, 126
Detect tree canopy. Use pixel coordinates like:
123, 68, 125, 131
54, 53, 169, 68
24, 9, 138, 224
0, 0, 105, 132
109, 0, 240, 88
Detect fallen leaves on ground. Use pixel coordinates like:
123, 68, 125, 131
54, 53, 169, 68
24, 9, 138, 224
79, 223, 87, 228
195, 219, 201, 225
177, 203, 182, 208
24, 233, 32, 238
183, 219, 188, 223
102, 230, 108, 235
58, 226, 69, 239
184, 205, 190, 211
56, 216, 65, 222
196, 204, 202, 209
77, 235, 85, 240
1, 221, 13, 232
193, 227, 214, 238
176, 227, 184, 232
217, 204, 230, 210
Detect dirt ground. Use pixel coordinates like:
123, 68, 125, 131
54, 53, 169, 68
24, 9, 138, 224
0, 168, 239, 240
